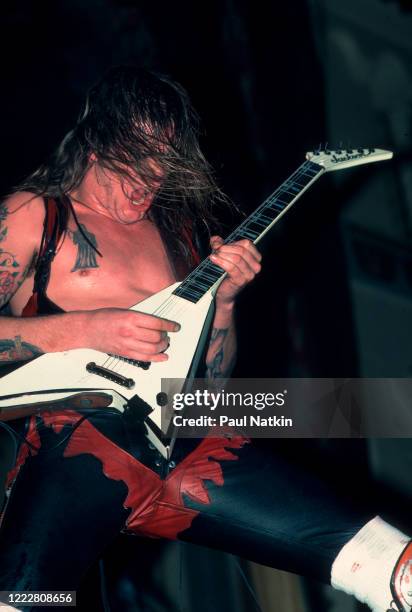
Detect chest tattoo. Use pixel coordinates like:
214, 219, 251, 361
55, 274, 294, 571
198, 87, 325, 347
68, 224, 99, 272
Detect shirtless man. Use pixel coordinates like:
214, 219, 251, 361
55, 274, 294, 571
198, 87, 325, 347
0, 153, 253, 373
0, 66, 411, 612
1, 135, 255, 376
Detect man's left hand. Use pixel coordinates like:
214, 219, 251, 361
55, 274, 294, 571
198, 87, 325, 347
209, 236, 262, 307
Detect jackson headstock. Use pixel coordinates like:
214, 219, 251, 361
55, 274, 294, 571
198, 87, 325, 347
306, 147, 393, 172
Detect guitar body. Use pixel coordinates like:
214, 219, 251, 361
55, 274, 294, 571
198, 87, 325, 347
0, 281, 215, 436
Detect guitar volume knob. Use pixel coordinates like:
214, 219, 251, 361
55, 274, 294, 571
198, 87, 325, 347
156, 392, 169, 407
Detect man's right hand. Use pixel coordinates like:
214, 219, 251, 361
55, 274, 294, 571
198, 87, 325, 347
83, 308, 180, 362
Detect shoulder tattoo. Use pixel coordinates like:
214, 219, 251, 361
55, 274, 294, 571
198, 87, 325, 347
0, 206, 22, 307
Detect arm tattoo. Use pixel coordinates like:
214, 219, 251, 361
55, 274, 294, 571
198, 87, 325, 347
0, 336, 42, 364
206, 327, 235, 380
67, 224, 99, 272
0, 206, 22, 307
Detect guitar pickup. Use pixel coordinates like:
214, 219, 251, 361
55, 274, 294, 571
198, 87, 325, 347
86, 362, 135, 389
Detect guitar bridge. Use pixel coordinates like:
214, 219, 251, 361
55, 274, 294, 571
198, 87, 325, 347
86, 362, 135, 389
108, 354, 151, 370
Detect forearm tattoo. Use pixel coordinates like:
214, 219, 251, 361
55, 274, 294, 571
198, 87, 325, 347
0, 336, 42, 363
67, 224, 99, 272
0, 206, 21, 307
205, 327, 236, 380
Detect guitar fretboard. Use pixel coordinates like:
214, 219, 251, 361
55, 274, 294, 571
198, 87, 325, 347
173, 159, 323, 304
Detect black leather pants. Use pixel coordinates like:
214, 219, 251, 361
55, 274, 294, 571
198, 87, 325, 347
0, 408, 374, 606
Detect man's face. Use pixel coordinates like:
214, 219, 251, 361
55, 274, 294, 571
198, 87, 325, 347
92, 156, 164, 224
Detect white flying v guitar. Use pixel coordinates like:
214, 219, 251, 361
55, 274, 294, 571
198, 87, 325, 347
0, 148, 393, 457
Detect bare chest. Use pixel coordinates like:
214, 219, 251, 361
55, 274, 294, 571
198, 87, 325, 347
42, 214, 176, 311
